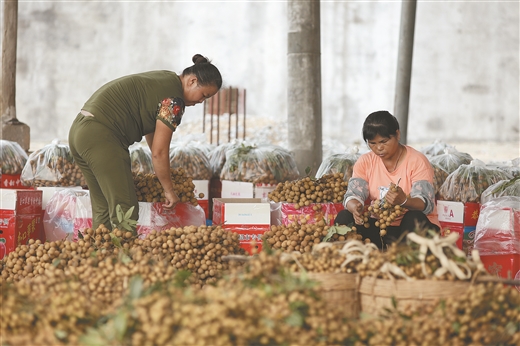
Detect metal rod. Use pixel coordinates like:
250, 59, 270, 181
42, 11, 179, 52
228, 86, 232, 143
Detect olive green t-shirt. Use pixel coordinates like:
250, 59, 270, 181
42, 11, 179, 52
82, 70, 184, 147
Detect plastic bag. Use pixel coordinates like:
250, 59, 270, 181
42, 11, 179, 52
21, 139, 87, 187
169, 142, 212, 180
429, 148, 473, 194
207, 140, 245, 178
316, 146, 361, 181
43, 188, 92, 242
0, 140, 28, 175
473, 196, 520, 255
493, 158, 520, 178
420, 139, 456, 158
438, 159, 513, 203
137, 202, 206, 238
480, 176, 520, 204
129, 143, 154, 174
220, 143, 300, 184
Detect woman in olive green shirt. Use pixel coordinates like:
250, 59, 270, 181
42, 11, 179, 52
69, 54, 222, 231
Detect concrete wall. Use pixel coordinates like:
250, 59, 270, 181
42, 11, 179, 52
6, 1, 519, 146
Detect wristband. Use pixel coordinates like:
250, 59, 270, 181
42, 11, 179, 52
400, 197, 408, 207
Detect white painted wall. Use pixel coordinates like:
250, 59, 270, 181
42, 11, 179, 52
8, 1, 519, 147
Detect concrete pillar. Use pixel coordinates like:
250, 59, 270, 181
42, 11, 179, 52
394, 0, 417, 145
1, 0, 30, 151
287, 0, 322, 177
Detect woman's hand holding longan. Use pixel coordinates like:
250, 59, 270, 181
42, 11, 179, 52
385, 185, 406, 206
347, 199, 365, 225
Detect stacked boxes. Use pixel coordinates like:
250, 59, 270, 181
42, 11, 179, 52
437, 201, 480, 255
0, 189, 43, 259
212, 198, 271, 255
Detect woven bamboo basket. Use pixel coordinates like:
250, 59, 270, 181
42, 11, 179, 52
306, 272, 360, 319
358, 277, 471, 317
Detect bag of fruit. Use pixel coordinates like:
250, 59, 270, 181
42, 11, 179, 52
429, 148, 473, 195
220, 143, 300, 184
316, 146, 361, 181
169, 141, 212, 180
208, 140, 245, 178
21, 139, 87, 187
420, 139, 456, 158
480, 176, 520, 204
439, 159, 513, 203
129, 143, 154, 174
493, 157, 520, 178
0, 139, 28, 175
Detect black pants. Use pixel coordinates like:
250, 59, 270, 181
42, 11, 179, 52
334, 209, 440, 249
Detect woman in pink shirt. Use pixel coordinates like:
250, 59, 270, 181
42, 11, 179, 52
334, 111, 440, 248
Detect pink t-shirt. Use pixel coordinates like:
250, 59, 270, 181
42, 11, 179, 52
351, 145, 440, 227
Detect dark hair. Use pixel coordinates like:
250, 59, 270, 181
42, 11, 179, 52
181, 54, 222, 89
362, 110, 400, 142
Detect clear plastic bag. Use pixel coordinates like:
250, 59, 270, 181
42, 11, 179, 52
420, 139, 456, 158
316, 146, 361, 181
474, 196, 520, 255
129, 143, 154, 174
207, 140, 245, 178
43, 188, 92, 242
21, 139, 87, 187
439, 159, 513, 203
494, 157, 520, 178
0, 139, 28, 175
429, 148, 473, 195
169, 142, 212, 180
480, 176, 520, 204
220, 143, 300, 184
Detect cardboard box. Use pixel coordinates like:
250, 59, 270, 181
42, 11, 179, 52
212, 198, 271, 255
221, 180, 254, 198
437, 201, 480, 254
0, 189, 43, 259
208, 177, 222, 221
480, 253, 520, 280
0, 174, 31, 189
270, 202, 344, 226
254, 183, 277, 199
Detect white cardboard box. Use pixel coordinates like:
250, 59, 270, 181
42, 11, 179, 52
221, 180, 254, 198
193, 180, 209, 200
212, 198, 270, 225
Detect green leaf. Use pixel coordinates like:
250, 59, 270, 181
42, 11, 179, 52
54, 330, 68, 340
285, 311, 304, 327
129, 276, 144, 300
116, 205, 124, 223
109, 232, 122, 248
78, 328, 108, 346
113, 311, 128, 341
124, 206, 135, 220
322, 225, 352, 242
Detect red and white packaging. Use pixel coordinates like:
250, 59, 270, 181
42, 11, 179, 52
193, 180, 210, 220
43, 189, 92, 242
270, 202, 344, 226
1, 174, 31, 189
474, 196, 520, 281
437, 200, 480, 253
221, 180, 254, 198
137, 202, 206, 237
212, 198, 270, 254
0, 189, 43, 259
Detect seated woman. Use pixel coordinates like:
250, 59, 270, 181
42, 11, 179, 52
334, 110, 440, 248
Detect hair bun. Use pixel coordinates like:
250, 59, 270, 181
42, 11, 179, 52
192, 54, 209, 64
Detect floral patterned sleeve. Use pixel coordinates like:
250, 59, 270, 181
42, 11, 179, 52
411, 180, 436, 214
343, 177, 369, 208
156, 97, 185, 132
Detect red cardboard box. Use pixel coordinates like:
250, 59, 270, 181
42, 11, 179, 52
0, 189, 43, 260
437, 201, 480, 254
0, 174, 32, 189
480, 253, 520, 280
212, 198, 270, 255
270, 202, 344, 226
